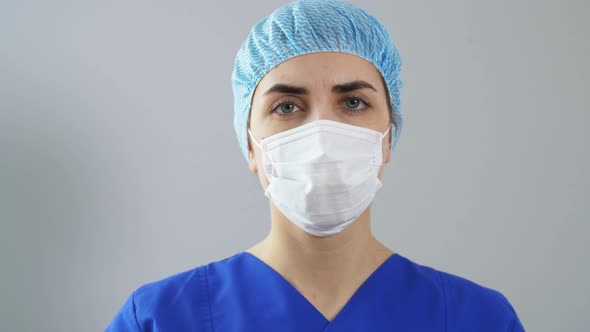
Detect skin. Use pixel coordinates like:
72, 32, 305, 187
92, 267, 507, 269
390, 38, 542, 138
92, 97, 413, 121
245, 52, 396, 322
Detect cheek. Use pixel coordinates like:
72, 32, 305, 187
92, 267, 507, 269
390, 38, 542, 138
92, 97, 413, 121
378, 138, 390, 180
381, 138, 390, 161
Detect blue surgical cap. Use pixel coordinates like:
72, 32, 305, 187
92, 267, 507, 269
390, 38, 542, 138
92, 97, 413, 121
231, 0, 403, 160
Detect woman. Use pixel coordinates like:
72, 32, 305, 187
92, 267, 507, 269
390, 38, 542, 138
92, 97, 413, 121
106, 0, 525, 331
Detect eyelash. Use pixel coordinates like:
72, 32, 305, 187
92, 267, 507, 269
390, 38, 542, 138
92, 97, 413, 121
270, 95, 371, 117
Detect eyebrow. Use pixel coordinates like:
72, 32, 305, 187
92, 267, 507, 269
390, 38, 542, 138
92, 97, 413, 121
333, 80, 377, 93
263, 80, 377, 96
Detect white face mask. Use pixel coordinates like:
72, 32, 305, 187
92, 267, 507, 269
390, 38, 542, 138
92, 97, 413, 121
248, 120, 390, 237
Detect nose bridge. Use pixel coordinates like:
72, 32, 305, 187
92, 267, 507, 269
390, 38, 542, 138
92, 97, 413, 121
308, 93, 339, 122
312, 108, 339, 121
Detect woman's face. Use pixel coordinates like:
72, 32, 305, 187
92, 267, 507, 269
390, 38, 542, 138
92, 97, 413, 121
247, 52, 392, 189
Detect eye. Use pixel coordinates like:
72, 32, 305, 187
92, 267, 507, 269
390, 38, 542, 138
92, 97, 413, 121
278, 103, 296, 113
271, 100, 302, 116
343, 96, 370, 112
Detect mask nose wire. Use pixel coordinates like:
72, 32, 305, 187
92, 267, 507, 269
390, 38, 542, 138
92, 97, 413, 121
251, 124, 391, 146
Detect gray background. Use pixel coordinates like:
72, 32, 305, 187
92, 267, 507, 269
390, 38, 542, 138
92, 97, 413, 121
1, 0, 588, 331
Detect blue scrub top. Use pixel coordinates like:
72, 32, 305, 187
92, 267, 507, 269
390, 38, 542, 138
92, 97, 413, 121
106, 251, 525, 331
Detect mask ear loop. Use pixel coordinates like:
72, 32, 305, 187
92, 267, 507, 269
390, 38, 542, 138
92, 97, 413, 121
381, 124, 392, 139
248, 129, 275, 199
380, 124, 393, 156
248, 129, 263, 150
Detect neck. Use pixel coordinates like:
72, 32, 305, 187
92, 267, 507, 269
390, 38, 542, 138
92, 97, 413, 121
247, 201, 393, 289
245, 202, 394, 322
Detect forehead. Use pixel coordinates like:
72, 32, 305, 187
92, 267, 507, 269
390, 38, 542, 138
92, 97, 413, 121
254, 52, 384, 95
